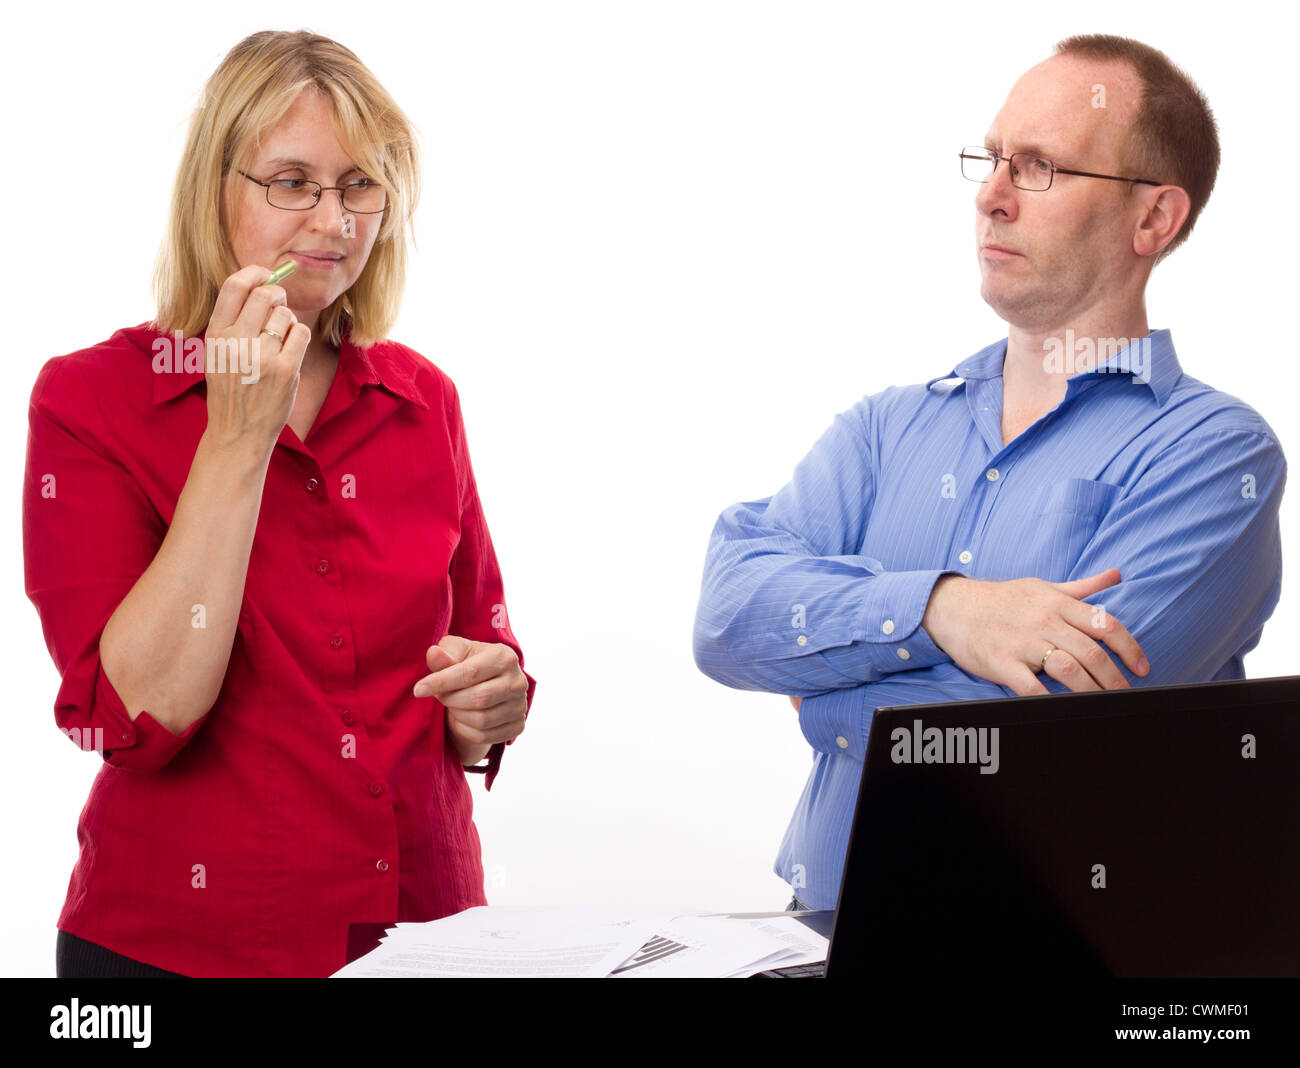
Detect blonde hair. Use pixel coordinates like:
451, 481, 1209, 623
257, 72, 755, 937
151, 29, 420, 348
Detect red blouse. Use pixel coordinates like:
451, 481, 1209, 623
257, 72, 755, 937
23, 321, 535, 977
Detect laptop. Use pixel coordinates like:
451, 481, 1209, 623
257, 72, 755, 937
759, 674, 1300, 977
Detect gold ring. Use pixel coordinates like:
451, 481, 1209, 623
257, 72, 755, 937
1040, 645, 1056, 671
262, 327, 284, 343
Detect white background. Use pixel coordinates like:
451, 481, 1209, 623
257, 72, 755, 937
3, 1, 1296, 976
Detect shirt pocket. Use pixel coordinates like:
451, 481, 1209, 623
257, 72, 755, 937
1032, 476, 1124, 518
1013, 477, 1124, 580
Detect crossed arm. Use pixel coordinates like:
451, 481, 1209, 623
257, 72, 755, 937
696, 416, 1285, 753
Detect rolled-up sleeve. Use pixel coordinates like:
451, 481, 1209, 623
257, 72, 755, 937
443, 380, 536, 791
24, 368, 207, 772
694, 399, 957, 695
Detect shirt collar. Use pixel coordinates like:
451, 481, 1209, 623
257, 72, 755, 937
128, 320, 428, 410
925, 328, 1182, 406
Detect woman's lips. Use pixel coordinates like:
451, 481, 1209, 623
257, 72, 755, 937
288, 251, 343, 270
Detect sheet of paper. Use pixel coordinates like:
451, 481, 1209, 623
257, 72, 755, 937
332, 906, 831, 978
722, 916, 830, 977
331, 905, 682, 978
607, 914, 811, 978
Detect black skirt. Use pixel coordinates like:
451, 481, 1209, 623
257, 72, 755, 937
56, 930, 188, 978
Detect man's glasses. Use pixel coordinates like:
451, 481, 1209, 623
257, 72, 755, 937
238, 170, 388, 213
960, 147, 1161, 191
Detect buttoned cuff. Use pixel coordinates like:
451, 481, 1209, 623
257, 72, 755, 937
91, 661, 207, 772
850, 568, 956, 674
797, 687, 873, 760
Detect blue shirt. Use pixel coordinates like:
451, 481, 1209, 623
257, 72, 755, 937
693, 329, 1286, 909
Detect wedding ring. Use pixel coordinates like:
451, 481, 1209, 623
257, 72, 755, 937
262, 327, 285, 343
1040, 645, 1056, 671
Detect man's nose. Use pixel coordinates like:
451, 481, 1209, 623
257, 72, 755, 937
976, 158, 1018, 220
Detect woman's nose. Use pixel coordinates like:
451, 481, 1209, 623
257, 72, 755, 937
310, 189, 349, 231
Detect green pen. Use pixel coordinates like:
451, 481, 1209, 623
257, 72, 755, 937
261, 260, 297, 286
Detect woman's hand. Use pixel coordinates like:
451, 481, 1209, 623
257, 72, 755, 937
202, 265, 309, 454
413, 636, 529, 766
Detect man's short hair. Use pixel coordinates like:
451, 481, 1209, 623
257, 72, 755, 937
1054, 34, 1219, 261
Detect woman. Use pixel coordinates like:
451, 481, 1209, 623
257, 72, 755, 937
23, 30, 535, 978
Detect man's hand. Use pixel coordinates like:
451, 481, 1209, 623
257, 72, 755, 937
789, 695, 802, 712
413, 636, 529, 765
921, 567, 1150, 696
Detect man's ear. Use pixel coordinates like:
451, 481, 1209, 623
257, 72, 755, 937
1134, 184, 1192, 258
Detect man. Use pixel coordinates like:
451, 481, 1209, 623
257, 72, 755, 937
692, 34, 1285, 912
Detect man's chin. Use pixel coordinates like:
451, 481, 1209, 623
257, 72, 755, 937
979, 280, 1025, 322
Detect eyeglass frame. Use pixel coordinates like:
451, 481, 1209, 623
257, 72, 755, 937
960, 146, 1161, 191
236, 169, 389, 213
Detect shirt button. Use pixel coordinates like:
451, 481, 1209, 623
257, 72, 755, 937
881, 619, 895, 635
986, 468, 1000, 481
897, 648, 911, 660
330, 634, 344, 649
959, 550, 973, 564
316, 559, 330, 575
305, 477, 319, 493
376, 859, 389, 873
836, 736, 849, 749
341, 710, 355, 725
368, 781, 385, 797
796, 635, 808, 646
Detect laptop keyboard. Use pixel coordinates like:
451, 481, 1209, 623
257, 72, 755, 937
753, 960, 827, 978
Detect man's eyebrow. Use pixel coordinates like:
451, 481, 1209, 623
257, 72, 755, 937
261, 157, 365, 177
986, 139, 1056, 158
